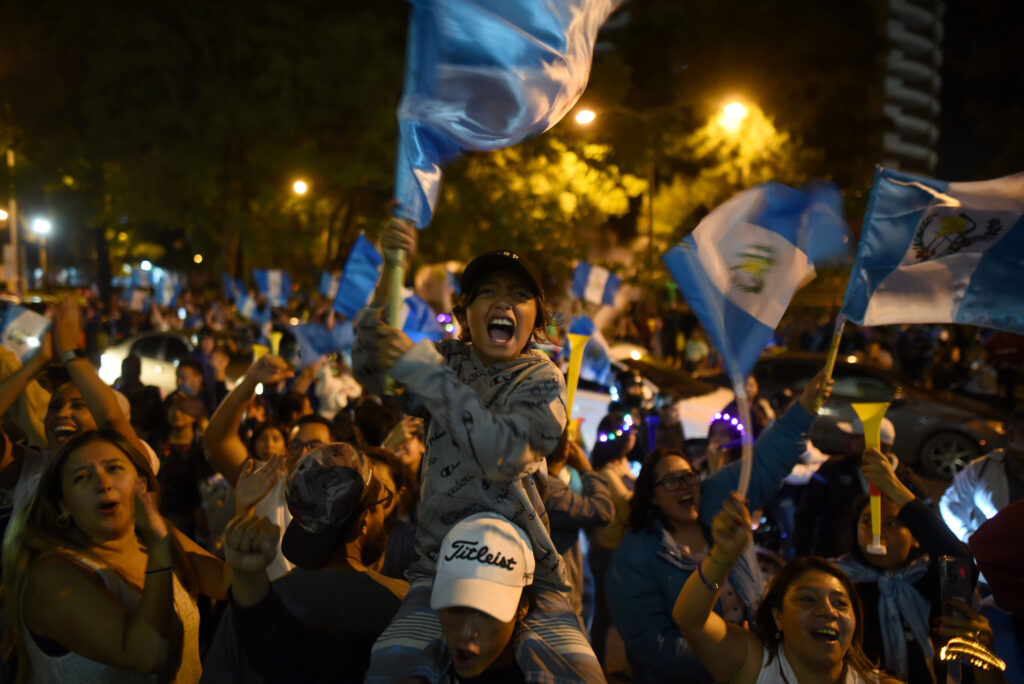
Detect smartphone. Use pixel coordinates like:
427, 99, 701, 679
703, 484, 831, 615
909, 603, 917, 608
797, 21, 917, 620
939, 555, 973, 616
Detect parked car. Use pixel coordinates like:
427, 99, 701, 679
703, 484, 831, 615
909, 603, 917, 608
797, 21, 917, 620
572, 343, 734, 454
709, 353, 1006, 479
99, 330, 252, 396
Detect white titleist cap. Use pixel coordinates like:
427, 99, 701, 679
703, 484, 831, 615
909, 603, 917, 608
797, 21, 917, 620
431, 513, 535, 623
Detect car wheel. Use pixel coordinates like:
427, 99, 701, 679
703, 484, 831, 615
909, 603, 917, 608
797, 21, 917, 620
918, 432, 979, 479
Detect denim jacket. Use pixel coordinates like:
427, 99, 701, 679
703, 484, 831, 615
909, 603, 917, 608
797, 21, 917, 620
606, 402, 815, 684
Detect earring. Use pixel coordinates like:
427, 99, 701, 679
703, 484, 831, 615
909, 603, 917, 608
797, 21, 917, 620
56, 511, 71, 528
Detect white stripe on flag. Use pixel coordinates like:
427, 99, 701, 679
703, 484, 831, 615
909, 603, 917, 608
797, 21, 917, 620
268, 270, 282, 300
690, 219, 812, 328
584, 266, 610, 305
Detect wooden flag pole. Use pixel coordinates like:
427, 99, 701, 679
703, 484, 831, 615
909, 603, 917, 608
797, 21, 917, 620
813, 317, 846, 413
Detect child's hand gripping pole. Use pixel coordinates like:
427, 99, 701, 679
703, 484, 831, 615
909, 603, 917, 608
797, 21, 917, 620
565, 334, 590, 442
852, 401, 892, 555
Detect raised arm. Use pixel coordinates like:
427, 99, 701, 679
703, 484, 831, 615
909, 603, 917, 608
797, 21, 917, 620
24, 484, 177, 674
938, 461, 983, 543
0, 333, 51, 445
205, 355, 293, 486
0, 337, 52, 488
53, 296, 148, 458
546, 443, 615, 530
672, 494, 763, 684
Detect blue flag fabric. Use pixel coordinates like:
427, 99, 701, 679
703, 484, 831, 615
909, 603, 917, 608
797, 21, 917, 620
154, 272, 180, 307
222, 273, 247, 301
401, 293, 445, 343
569, 314, 612, 385
236, 291, 269, 323
319, 271, 342, 300
131, 267, 154, 289
290, 322, 355, 369
662, 182, 850, 381
571, 262, 621, 306
840, 167, 1024, 334
333, 235, 384, 318
394, 0, 622, 228
253, 269, 292, 307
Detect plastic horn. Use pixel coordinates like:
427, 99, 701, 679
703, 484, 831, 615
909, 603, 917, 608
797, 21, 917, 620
270, 331, 283, 357
852, 401, 892, 555
566, 334, 590, 441
252, 343, 269, 360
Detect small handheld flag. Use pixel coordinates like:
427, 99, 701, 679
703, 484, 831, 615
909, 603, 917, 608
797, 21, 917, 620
571, 263, 621, 307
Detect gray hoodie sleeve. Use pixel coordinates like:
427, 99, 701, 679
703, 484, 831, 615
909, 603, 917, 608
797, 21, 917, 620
389, 340, 567, 480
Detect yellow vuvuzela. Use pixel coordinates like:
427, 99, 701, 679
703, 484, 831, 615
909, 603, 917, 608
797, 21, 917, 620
852, 402, 891, 555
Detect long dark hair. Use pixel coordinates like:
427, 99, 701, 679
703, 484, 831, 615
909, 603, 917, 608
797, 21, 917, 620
590, 412, 634, 470
753, 557, 881, 680
2, 430, 198, 683
627, 448, 687, 532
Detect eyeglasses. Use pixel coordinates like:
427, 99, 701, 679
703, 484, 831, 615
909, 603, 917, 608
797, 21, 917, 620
655, 472, 699, 491
375, 483, 395, 510
288, 439, 326, 454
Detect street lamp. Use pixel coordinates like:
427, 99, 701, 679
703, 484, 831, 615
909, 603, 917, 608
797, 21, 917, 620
32, 218, 52, 289
193, 253, 203, 264
719, 101, 749, 132
292, 179, 308, 195
575, 109, 596, 125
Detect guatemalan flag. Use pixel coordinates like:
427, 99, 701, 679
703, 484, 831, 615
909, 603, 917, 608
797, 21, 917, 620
394, 0, 622, 228
663, 182, 851, 381
236, 291, 268, 323
841, 167, 1024, 334
568, 313, 612, 384
319, 271, 341, 300
154, 272, 180, 307
253, 269, 292, 308
1, 306, 51, 363
222, 273, 246, 301
571, 262, 621, 307
333, 235, 384, 318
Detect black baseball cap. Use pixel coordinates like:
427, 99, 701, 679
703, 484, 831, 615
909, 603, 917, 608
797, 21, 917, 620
460, 250, 544, 300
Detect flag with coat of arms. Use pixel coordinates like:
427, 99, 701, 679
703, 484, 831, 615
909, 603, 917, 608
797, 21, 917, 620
840, 167, 1024, 335
571, 262, 621, 307
662, 181, 851, 381
154, 272, 180, 307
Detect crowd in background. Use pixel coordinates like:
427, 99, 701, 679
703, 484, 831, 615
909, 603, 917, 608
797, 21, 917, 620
0, 271, 1021, 684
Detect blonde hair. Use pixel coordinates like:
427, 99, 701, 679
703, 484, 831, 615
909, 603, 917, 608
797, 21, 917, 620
1, 430, 196, 683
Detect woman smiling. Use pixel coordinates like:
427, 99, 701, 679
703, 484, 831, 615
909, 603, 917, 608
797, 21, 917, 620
672, 495, 901, 684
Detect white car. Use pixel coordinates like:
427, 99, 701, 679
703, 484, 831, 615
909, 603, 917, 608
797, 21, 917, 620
99, 331, 196, 395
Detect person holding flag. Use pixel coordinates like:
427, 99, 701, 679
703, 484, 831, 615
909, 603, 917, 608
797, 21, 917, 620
354, 221, 603, 682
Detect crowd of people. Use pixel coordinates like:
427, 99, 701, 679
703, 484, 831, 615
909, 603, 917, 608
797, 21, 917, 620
0, 224, 1021, 684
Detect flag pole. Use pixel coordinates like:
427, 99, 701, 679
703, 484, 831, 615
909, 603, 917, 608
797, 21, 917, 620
813, 316, 846, 413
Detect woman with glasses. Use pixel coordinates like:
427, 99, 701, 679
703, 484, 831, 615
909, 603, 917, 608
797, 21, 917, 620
605, 371, 831, 684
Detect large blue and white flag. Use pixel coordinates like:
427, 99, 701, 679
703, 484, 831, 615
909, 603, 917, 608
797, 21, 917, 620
571, 262, 621, 307
663, 182, 851, 380
253, 269, 292, 307
841, 167, 1024, 334
1, 306, 51, 363
319, 271, 341, 300
394, 0, 622, 228
122, 288, 149, 312
333, 235, 384, 318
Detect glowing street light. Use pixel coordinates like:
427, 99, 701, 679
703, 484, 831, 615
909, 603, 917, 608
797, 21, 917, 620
575, 109, 596, 125
193, 254, 203, 264
0, 209, 8, 221
140, 260, 153, 271
719, 101, 750, 132
31, 218, 52, 235
292, 180, 308, 195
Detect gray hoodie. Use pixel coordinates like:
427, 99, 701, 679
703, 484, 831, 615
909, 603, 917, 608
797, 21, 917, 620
353, 310, 568, 590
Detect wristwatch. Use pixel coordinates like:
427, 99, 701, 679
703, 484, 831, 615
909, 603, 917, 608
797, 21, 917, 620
60, 348, 88, 365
